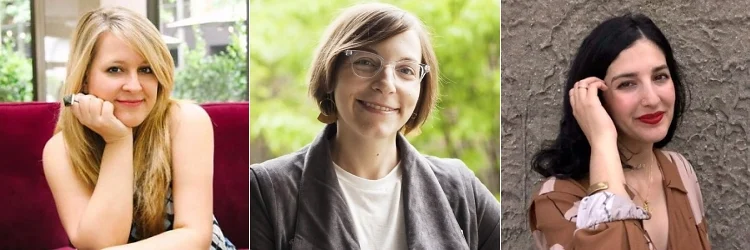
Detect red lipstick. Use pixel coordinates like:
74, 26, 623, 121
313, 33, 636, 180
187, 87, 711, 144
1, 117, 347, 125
637, 111, 664, 125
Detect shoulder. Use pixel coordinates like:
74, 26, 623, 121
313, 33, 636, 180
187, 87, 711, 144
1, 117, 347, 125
250, 146, 309, 186
660, 149, 685, 162
423, 155, 471, 174
43, 132, 64, 155
659, 149, 700, 186
42, 132, 68, 171
421, 155, 495, 202
422, 155, 476, 184
660, 149, 704, 187
659, 150, 707, 219
660, 150, 695, 171
168, 102, 214, 173
168, 101, 212, 136
168, 101, 211, 125
42, 132, 79, 187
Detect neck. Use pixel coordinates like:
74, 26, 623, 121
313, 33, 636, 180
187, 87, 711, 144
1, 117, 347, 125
331, 125, 400, 180
618, 137, 656, 169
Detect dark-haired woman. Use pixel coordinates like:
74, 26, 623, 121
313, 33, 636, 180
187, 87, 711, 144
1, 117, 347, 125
528, 13, 710, 250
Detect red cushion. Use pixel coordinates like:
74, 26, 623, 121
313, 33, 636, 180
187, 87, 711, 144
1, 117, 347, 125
0, 102, 248, 248
0, 102, 68, 248
202, 102, 249, 248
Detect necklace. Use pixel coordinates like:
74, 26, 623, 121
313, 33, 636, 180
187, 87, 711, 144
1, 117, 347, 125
626, 154, 656, 213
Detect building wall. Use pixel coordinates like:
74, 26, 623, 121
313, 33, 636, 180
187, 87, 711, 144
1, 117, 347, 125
501, 0, 750, 249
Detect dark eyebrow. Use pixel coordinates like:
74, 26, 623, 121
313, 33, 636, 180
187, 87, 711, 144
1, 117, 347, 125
359, 47, 420, 62
611, 72, 637, 83
653, 65, 668, 73
611, 64, 669, 82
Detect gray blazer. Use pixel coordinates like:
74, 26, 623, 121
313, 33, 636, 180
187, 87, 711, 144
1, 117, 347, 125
250, 124, 500, 250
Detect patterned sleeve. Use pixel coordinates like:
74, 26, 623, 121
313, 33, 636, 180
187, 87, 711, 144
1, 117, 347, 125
528, 178, 654, 250
575, 191, 650, 229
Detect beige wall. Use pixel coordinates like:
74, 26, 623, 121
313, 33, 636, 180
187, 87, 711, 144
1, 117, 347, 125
502, 0, 750, 249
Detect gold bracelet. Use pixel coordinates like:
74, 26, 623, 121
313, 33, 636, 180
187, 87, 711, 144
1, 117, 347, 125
587, 182, 609, 195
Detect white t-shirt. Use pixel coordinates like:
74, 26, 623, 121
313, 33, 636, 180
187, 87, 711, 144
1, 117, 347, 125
333, 161, 408, 250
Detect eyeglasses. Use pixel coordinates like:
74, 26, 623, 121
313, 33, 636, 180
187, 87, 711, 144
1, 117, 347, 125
343, 50, 430, 83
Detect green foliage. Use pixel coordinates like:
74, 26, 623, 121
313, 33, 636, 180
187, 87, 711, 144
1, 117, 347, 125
172, 21, 248, 102
250, 0, 499, 195
1, 0, 30, 24
0, 39, 32, 102
0, 0, 32, 102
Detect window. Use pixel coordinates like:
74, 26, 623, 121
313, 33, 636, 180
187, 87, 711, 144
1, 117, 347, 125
169, 47, 180, 67
1, 0, 247, 103
160, 0, 248, 102
0, 0, 32, 102
209, 44, 227, 55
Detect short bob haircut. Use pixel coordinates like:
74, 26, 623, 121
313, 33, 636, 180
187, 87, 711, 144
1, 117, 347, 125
532, 13, 689, 180
307, 3, 439, 134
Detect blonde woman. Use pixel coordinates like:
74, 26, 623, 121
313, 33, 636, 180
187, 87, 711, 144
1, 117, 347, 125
42, 7, 235, 249
250, 3, 500, 250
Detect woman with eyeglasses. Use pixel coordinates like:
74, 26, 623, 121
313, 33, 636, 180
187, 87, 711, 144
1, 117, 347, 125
250, 3, 500, 250
528, 13, 710, 250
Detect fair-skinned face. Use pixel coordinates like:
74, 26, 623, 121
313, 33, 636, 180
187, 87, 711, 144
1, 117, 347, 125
84, 32, 158, 128
603, 38, 675, 147
333, 29, 423, 139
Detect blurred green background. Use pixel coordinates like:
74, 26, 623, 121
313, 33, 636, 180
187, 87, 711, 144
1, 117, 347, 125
249, 0, 500, 197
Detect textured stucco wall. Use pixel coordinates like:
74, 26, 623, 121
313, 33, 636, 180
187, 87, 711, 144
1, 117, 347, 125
501, 0, 750, 249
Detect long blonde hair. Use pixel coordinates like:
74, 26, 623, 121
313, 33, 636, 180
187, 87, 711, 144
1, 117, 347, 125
54, 6, 176, 238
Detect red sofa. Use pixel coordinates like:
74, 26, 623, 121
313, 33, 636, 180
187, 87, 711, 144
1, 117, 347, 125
0, 102, 248, 249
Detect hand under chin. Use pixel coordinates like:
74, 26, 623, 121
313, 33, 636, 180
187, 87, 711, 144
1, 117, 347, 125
114, 114, 146, 128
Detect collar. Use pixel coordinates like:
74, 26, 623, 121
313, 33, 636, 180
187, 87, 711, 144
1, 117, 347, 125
292, 123, 467, 249
655, 149, 688, 193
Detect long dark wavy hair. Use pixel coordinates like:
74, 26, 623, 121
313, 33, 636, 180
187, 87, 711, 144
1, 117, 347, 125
531, 13, 689, 180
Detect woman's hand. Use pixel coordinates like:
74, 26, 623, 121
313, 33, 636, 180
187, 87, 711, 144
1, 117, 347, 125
570, 77, 628, 197
70, 94, 132, 144
569, 77, 617, 148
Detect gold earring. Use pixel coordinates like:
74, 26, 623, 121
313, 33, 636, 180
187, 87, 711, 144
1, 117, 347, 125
317, 93, 337, 124
400, 113, 422, 135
